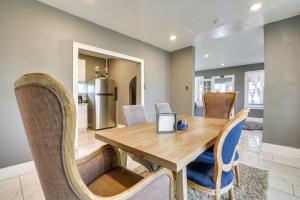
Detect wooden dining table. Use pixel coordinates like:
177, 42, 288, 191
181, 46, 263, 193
95, 116, 227, 200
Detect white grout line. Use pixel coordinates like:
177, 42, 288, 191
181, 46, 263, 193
269, 188, 290, 197
18, 176, 25, 200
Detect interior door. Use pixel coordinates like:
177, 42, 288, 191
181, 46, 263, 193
212, 75, 235, 92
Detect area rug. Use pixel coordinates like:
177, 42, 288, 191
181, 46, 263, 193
134, 163, 268, 200
243, 120, 263, 130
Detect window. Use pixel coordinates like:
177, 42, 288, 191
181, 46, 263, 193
194, 76, 204, 106
212, 75, 234, 92
245, 70, 264, 109
195, 76, 212, 106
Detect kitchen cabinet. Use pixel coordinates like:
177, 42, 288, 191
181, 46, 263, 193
78, 103, 88, 132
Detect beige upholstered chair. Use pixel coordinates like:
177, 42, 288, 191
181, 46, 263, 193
122, 105, 160, 171
155, 103, 172, 113
203, 92, 237, 120
14, 73, 174, 200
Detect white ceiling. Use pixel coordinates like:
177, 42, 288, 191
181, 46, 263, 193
38, 0, 300, 70
195, 27, 264, 70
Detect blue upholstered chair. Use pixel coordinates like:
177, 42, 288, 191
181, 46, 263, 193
187, 108, 249, 200
200, 92, 242, 186
193, 145, 240, 185
195, 107, 249, 186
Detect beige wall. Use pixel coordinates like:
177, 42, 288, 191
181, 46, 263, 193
170, 47, 195, 115
263, 15, 300, 148
108, 59, 140, 124
79, 54, 106, 81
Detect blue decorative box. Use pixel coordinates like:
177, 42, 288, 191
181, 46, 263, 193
177, 122, 188, 130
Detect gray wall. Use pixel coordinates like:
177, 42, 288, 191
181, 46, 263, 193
195, 63, 264, 118
264, 15, 300, 148
170, 47, 195, 115
0, 0, 170, 168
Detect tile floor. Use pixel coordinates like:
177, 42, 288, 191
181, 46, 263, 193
1, 128, 300, 200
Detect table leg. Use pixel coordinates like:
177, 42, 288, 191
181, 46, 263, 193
176, 167, 188, 200
120, 150, 127, 167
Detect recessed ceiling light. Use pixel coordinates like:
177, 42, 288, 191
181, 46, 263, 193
204, 54, 209, 58
221, 63, 225, 66
249, 3, 262, 12
169, 35, 177, 41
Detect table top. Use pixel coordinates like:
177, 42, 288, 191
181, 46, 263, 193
95, 116, 227, 172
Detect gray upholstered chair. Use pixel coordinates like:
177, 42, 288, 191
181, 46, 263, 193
14, 73, 174, 200
155, 103, 172, 113
122, 105, 159, 171
123, 105, 148, 126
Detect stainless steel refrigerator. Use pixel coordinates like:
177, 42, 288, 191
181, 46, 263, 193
87, 78, 116, 130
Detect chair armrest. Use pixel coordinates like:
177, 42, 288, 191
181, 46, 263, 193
112, 167, 174, 200
76, 145, 121, 185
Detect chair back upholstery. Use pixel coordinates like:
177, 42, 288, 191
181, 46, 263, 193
122, 105, 148, 126
213, 108, 249, 188
14, 73, 92, 200
203, 92, 237, 119
155, 103, 172, 113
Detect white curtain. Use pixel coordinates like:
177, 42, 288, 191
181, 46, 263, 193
247, 70, 264, 104
194, 77, 204, 106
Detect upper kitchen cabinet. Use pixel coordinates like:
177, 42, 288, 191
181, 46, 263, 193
78, 59, 86, 82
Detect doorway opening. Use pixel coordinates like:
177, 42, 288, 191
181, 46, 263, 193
73, 42, 144, 147
129, 76, 137, 105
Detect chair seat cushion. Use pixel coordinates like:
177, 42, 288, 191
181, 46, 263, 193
195, 146, 239, 165
88, 166, 143, 197
187, 161, 234, 189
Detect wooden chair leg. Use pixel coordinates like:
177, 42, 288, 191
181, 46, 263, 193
234, 164, 240, 186
214, 190, 221, 200
229, 188, 235, 200
214, 195, 220, 200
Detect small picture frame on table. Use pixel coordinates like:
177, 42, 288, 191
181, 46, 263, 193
156, 112, 177, 133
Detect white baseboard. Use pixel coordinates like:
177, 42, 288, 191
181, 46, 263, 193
0, 161, 35, 181
261, 143, 300, 158
247, 117, 263, 123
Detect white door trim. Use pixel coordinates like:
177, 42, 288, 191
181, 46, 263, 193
73, 42, 145, 147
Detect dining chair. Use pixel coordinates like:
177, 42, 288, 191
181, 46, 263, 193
196, 107, 250, 187
122, 105, 160, 171
201, 92, 243, 185
155, 103, 172, 113
14, 73, 174, 200
203, 92, 237, 120
187, 108, 249, 200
